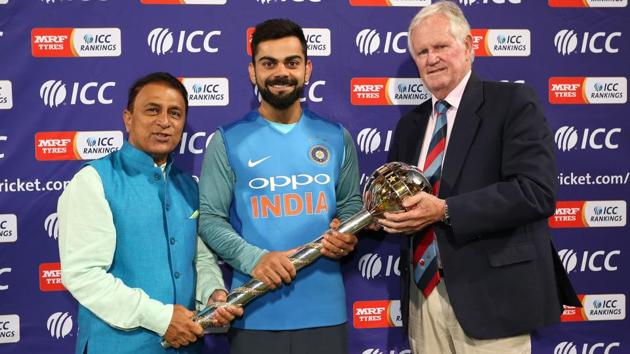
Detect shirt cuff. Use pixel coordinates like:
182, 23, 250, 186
244, 249, 268, 275
141, 303, 173, 336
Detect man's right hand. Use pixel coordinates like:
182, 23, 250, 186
163, 304, 203, 348
251, 250, 297, 289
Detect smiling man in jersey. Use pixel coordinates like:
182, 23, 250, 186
198, 19, 363, 354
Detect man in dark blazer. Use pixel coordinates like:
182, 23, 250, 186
377, 2, 580, 353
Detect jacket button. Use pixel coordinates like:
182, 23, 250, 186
169, 237, 176, 245
153, 173, 161, 181
165, 203, 171, 211
174, 272, 180, 279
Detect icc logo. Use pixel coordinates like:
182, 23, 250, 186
554, 341, 620, 354
147, 28, 221, 55
362, 349, 411, 354
554, 126, 621, 151
460, 0, 521, 5
178, 131, 215, 155
358, 253, 400, 279
44, 213, 59, 240
40, 80, 115, 107
83, 33, 111, 44
558, 249, 620, 273
46, 312, 73, 339
0, 268, 10, 291
594, 82, 620, 92
356, 29, 407, 56
357, 128, 392, 154
0, 135, 6, 159
554, 29, 621, 56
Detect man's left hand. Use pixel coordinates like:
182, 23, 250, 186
206, 289, 243, 327
321, 218, 357, 259
378, 192, 445, 234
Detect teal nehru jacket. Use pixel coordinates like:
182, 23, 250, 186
58, 142, 217, 354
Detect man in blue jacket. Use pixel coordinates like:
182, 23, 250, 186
58, 72, 242, 354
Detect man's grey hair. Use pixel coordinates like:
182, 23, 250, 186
407, 1, 474, 61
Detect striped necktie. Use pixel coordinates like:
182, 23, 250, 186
412, 100, 450, 297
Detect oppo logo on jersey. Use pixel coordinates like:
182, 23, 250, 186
248, 173, 331, 192
248, 173, 331, 219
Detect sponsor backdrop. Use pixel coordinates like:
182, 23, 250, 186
0, 0, 628, 353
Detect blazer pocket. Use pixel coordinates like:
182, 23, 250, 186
487, 243, 537, 267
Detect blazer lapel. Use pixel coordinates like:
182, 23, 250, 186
440, 73, 483, 197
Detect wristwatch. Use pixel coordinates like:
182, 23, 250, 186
442, 201, 451, 226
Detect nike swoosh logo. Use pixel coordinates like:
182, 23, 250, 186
247, 155, 271, 168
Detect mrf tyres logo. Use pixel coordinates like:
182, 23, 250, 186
35, 131, 123, 161
32, 28, 121, 57
40, 262, 65, 292
353, 300, 402, 328
550, 201, 626, 228
562, 294, 625, 322
549, 77, 627, 104
351, 78, 431, 106
554, 29, 622, 55
554, 126, 621, 152
147, 28, 221, 55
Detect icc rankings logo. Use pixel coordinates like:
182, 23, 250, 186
0, 314, 19, 344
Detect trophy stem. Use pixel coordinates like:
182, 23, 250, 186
337, 208, 373, 234
161, 208, 374, 348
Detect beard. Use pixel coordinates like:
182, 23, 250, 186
258, 76, 304, 110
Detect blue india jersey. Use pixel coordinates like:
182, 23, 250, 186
220, 109, 347, 330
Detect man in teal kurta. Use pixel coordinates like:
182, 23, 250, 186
58, 72, 242, 354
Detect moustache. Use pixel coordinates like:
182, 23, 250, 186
265, 76, 298, 87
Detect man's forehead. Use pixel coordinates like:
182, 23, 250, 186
136, 83, 184, 107
255, 37, 305, 60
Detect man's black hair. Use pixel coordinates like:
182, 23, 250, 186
250, 18, 308, 63
126, 72, 189, 113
